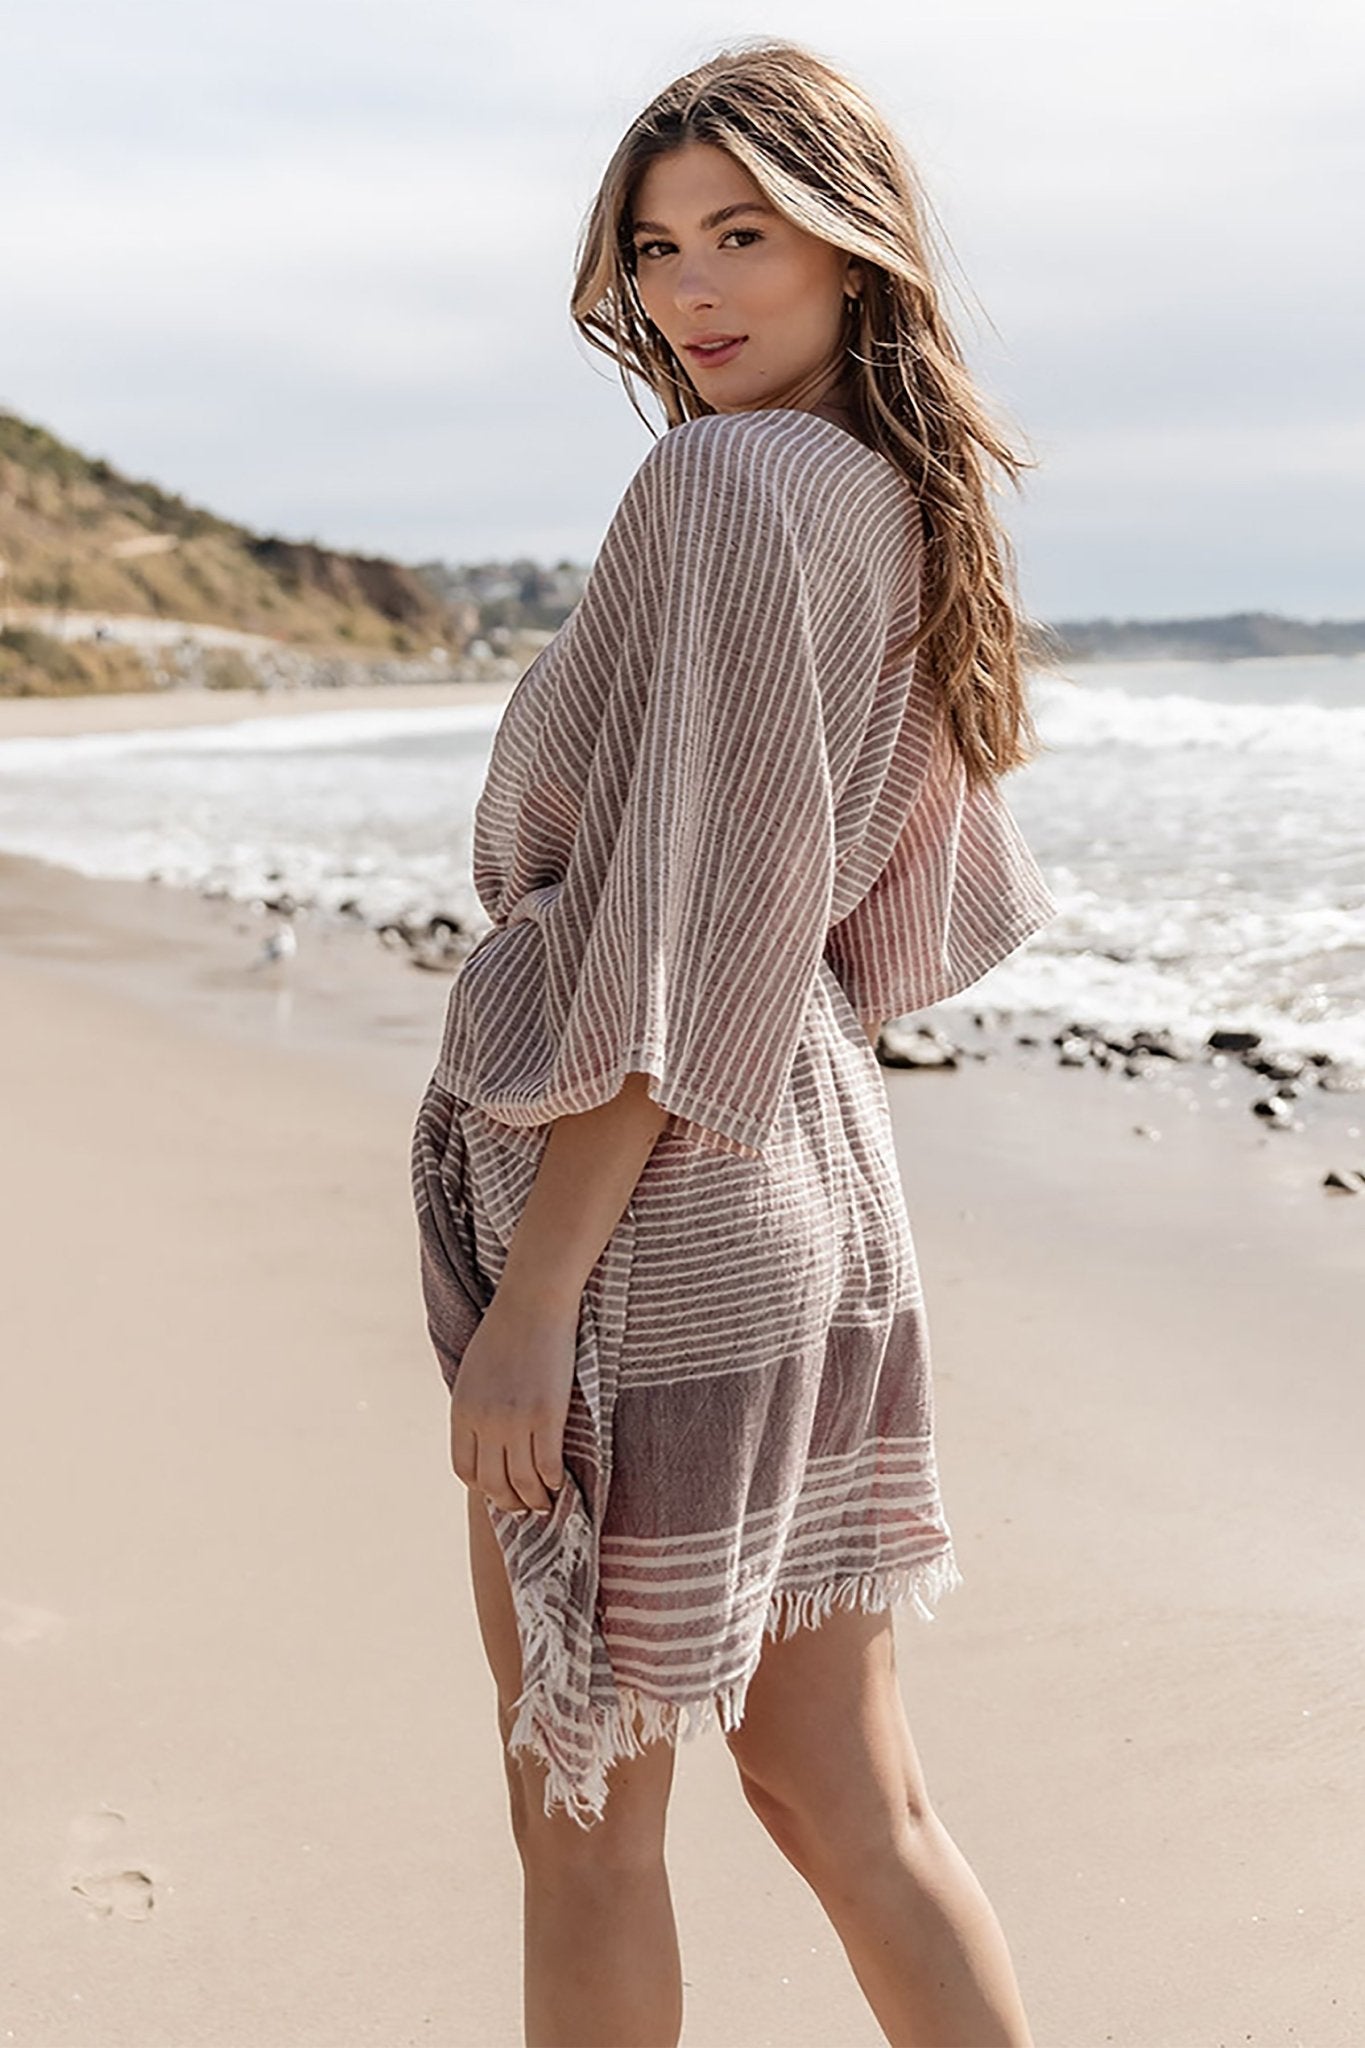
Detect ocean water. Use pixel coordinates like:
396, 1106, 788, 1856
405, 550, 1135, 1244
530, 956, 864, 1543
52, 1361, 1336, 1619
1, 655, 1361, 1063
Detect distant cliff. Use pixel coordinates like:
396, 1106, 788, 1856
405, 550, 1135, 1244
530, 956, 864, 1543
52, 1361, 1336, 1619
0, 408, 471, 695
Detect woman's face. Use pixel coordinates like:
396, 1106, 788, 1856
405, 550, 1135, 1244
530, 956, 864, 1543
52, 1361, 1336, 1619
628, 141, 861, 416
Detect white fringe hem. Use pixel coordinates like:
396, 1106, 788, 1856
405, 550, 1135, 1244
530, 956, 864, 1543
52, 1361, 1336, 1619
510, 1546, 963, 1830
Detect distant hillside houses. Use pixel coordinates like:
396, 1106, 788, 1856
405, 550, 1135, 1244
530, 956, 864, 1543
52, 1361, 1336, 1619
415, 557, 588, 635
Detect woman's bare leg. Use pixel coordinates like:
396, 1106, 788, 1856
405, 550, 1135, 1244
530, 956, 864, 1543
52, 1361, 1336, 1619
466, 1490, 684, 2048
724, 1599, 1034, 2047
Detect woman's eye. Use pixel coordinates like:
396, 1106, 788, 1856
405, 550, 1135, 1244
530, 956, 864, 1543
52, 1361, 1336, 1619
633, 229, 763, 262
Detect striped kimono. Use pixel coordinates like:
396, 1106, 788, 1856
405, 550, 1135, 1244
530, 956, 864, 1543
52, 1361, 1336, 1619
411, 406, 1056, 1826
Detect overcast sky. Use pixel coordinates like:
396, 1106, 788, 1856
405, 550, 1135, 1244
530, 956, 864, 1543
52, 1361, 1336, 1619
3, 0, 1361, 618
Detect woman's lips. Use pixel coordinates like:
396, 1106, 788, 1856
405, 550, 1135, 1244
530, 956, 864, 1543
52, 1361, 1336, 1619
683, 335, 747, 367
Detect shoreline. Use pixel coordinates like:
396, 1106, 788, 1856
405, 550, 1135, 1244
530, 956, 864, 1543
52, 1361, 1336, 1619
0, 675, 1358, 1179
2, 840, 1360, 1212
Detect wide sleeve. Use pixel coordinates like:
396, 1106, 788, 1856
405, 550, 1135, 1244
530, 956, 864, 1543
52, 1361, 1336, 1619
822, 708, 1058, 1022
538, 421, 842, 1159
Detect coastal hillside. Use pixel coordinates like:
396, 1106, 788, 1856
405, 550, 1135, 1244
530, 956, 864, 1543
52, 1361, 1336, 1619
1047, 611, 1365, 662
0, 408, 472, 695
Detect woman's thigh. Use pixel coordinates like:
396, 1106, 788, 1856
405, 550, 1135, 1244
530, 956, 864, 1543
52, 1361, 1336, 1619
723, 1605, 934, 1868
465, 1487, 676, 1860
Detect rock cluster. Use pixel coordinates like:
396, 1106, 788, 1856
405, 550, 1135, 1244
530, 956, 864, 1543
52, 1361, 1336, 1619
870, 1013, 1364, 1193
376, 912, 481, 974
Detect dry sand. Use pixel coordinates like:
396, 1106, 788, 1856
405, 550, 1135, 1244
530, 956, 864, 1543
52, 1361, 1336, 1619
2, 691, 1363, 2047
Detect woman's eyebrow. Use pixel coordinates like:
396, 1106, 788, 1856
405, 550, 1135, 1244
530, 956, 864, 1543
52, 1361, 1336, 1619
630, 201, 774, 236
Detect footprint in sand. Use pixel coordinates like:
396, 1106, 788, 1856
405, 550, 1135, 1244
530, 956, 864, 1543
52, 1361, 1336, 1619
66, 1810, 156, 1920
70, 1869, 156, 1919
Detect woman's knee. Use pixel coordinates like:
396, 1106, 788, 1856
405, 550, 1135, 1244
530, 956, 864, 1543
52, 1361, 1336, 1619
734, 1737, 942, 1899
724, 1610, 939, 1879
731, 1755, 819, 1872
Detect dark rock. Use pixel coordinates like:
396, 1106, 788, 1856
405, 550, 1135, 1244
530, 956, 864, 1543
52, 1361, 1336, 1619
1251, 1095, 1298, 1127
371, 909, 477, 974
1129, 1028, 1186, 1060
878, 1024, 960, 1070
1245, 1050, 1307, 1082
1208, 1028, 1262, 1053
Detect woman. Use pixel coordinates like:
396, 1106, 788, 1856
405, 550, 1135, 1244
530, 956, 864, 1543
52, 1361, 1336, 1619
412, 39, 1053, 2048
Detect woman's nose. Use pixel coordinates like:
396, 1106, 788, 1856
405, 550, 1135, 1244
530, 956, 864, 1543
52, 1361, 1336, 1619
673, 259, 718, 313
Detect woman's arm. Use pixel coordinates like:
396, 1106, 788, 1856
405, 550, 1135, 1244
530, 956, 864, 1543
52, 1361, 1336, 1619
448, 1074, 669, 1515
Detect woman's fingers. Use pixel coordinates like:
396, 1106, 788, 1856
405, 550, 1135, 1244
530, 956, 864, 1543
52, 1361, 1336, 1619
474, 1435, 524, 1514
506, 1438, 555, 1514
451, 1405, 478, 1486
452, 1392, 566, 1515
532, 1426, 566, 1498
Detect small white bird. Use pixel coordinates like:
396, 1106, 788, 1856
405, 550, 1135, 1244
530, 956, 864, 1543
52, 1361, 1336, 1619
250, 920, 298, 970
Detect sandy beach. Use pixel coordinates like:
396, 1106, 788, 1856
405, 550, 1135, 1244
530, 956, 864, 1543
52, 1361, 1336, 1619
2, 690, 1363, 2047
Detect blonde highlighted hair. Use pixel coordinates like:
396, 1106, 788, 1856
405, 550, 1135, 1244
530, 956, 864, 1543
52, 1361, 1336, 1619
571, 39, 1047, 788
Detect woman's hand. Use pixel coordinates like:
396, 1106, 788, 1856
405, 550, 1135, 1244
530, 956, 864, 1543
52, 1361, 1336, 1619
450, 1291, 577, 1515
448, 1072, 668, 1514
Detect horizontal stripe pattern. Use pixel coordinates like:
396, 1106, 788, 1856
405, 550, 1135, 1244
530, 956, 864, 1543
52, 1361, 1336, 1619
410, 408, 1056, 1825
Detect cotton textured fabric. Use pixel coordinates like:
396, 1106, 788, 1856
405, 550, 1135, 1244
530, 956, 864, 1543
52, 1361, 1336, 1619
411, 407, 1057, 1825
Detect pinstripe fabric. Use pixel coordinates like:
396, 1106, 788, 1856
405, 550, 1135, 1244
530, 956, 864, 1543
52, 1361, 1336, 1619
411, 408, 1057, 1825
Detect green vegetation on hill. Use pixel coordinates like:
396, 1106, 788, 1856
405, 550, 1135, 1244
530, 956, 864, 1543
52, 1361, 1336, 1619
0, 408, 468, 695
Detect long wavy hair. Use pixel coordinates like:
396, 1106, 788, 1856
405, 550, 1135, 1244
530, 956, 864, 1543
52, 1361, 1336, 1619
571, 39, 1049, 788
